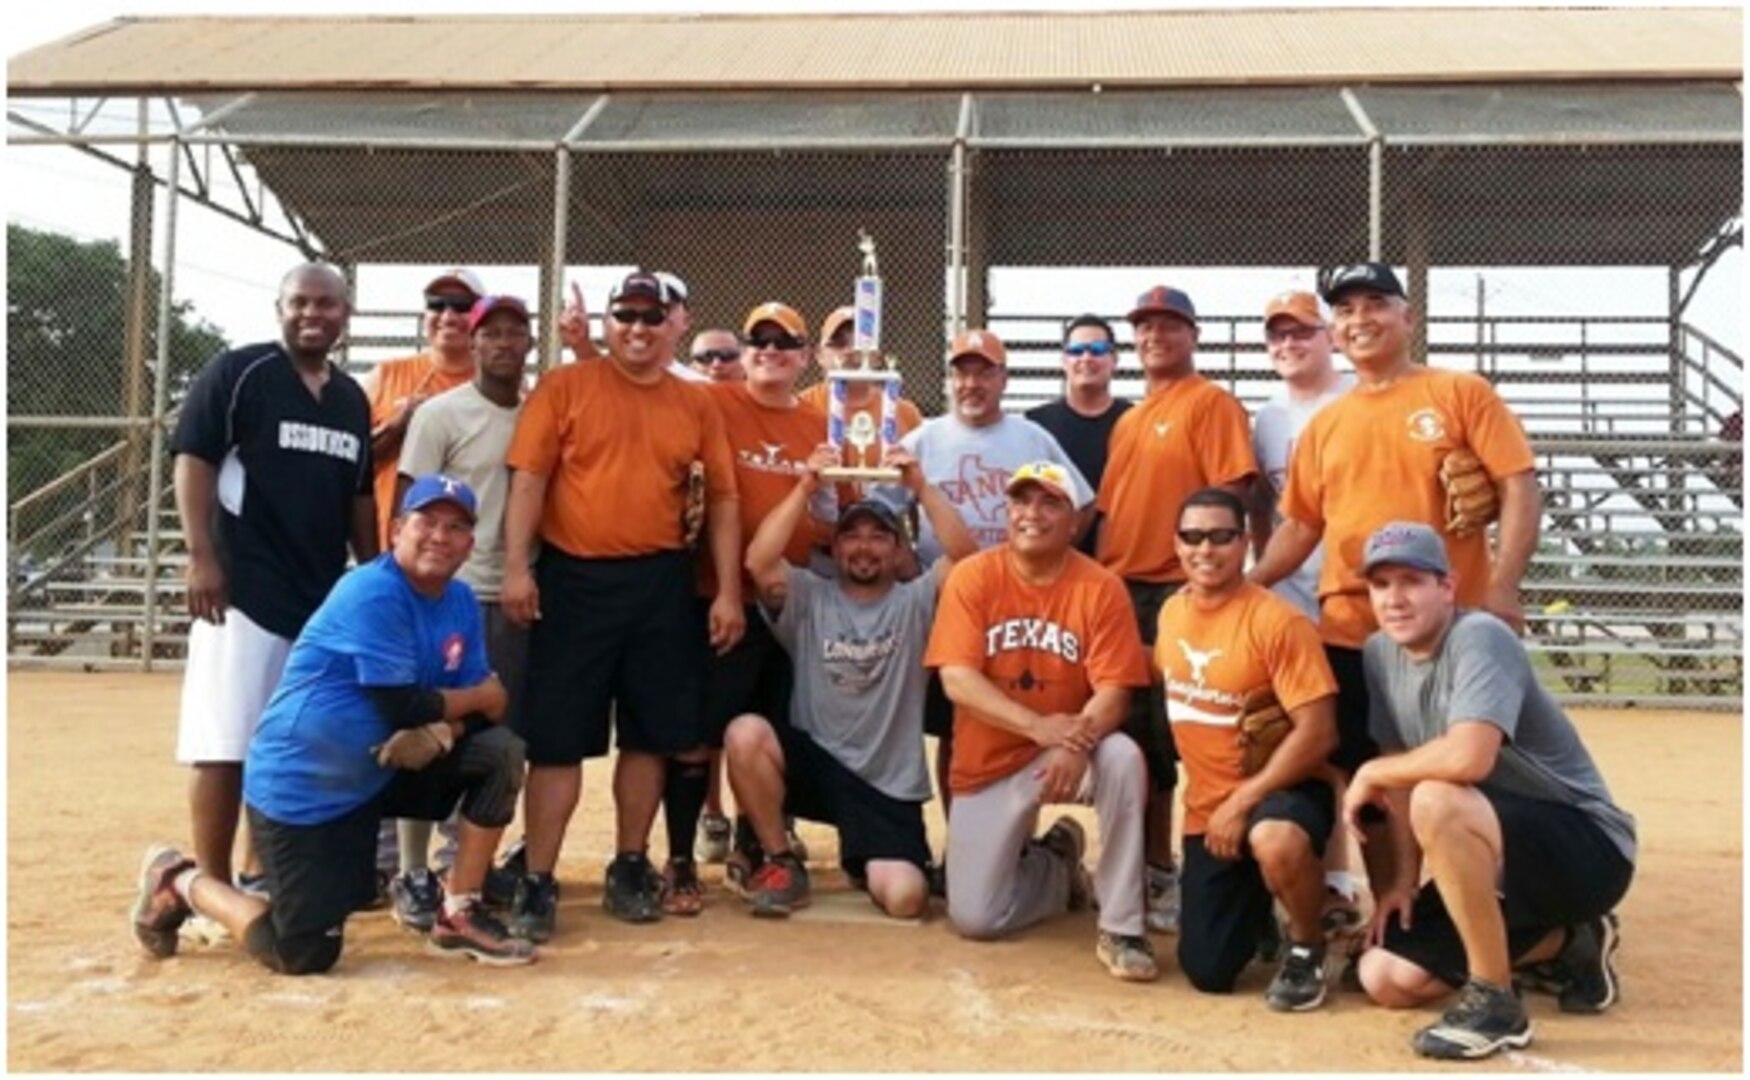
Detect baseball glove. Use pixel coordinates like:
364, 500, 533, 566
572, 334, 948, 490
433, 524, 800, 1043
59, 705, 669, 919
1439, 447, 1499, 538
374, 722, 453, 771
681, 460, 707, 549
1235, 686, 1292, 777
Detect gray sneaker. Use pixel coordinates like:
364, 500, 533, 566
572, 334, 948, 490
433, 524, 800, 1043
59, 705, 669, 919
131, 844, 194, 959
1096, 931, 1160, 982
1145, 863, 1180, 934
1265, 942, 1329, 1012
427, 901, 536, 966
698, 812, 733, 864
509, 873, 559, 942
1039, 817, 1093, 911
389, 868, 444, 934
1413, 978, 1532, 1060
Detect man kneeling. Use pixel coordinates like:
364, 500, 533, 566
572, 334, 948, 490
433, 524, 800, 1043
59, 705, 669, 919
131, 475, 534, 972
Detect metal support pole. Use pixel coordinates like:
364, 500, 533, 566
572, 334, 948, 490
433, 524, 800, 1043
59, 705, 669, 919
141, 137, 184, 671
946, 93, 973, 339
1340, 88, 1383, 260
545, 146, 572, 371
117, 99, 154, 570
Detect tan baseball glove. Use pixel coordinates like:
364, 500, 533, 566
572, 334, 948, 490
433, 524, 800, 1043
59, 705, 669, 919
1439, 447, 1499, 538
681, 460, 707, 549
1235, 686, 1292, 777
374, 722, 453, 771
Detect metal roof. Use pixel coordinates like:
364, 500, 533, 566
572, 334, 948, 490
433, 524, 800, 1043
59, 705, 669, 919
9, 8, 1742, 95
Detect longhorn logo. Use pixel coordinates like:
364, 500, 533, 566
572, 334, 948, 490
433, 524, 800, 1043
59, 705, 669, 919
1178, 640, 1223, 687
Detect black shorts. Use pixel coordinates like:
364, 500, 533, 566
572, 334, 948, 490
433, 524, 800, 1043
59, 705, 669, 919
774, 720, 930, 879
516, 547, 708, 765
1380, 785, 1635, 989
698, 603, 792, 748
923, 670, 953, 740
1323, 645, 1379, 776
1123, 579, 1180, 789
481, 601, 531, 732
1178, 780, 1334, 993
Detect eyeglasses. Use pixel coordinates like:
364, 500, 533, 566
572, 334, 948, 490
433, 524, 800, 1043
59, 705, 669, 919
1266, 324, 1322, 345
1177, 527, 1244, 547
748, 333, 806, 351
693, 348, 741, 365
425, 296, 474, 314
1063, 341, 1114, 358
609, 307, 669, 327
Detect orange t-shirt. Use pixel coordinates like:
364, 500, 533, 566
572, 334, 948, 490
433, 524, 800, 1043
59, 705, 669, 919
1154, 583, 1336, 835
1280, 367, 1535, 648
505, 360, 737, 558
925, 547, 1150, 794
366, 353, 473, 544
698, 383, 832, 596
799, 382, 926, 521
1096, 375, 1257, 583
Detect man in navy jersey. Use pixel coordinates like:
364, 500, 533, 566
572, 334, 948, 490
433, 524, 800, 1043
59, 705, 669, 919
1026, 315, 1133, 558
170, 262, 378, 900
131, 476, 533, 971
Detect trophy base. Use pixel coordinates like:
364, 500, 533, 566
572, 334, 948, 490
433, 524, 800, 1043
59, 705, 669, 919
821, 466, 902, 481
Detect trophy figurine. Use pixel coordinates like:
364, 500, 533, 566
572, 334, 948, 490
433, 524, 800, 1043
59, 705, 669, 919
822, 230, 903, 482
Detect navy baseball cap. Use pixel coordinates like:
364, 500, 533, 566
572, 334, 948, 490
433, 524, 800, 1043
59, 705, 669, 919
836, 498, 904, 539
1361, 521, 1450, 577
1127, 285, 1198, 326
1319, 262, 1407, 305
401, 474, 478, 522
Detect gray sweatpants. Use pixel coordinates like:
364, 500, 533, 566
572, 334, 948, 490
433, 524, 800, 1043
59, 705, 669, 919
947, 732, 1147, 939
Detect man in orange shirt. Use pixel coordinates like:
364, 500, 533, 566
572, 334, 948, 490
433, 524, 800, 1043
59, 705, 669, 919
1155, 487, 1339, 1010
925, 462, 1156, 982
1096, 285, 1259, 934
1250, 262, 1541, 836
500, 271, 743, 940
800, 305, 925, 472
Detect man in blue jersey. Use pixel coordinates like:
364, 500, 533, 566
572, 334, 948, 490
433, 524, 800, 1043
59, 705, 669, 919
130, 476, 533, 972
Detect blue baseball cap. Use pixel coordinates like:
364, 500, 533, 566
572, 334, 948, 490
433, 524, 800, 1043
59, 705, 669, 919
401, 474, 477, 522
1127, 285, 1198, 326
1361, 521, 1450, 577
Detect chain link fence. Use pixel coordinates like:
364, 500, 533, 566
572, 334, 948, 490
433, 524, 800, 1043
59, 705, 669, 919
7, 85, 1742, 705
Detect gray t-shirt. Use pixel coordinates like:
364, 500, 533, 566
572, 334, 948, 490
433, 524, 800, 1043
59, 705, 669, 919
766, 566, 936, 803
1252, 375, 1354, 619
891, 414, 1092, 564
1364, 611, 1636, 862
398, 382, 521, 600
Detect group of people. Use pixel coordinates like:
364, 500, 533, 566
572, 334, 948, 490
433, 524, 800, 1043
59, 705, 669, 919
130, 258, 1635, 1061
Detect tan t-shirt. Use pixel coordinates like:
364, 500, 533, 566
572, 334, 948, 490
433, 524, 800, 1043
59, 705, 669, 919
1155, 583, 1336, 835
365, 354, 474, 546
397, 382, 520, 601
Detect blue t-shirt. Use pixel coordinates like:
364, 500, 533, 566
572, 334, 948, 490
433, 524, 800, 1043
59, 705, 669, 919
244, 553, 489, 826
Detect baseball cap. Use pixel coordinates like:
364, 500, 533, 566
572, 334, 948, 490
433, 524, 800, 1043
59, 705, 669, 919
424, 268, 486, 300
743, 301, 808, 340
1006, 461, 1077, 505
820, 306, 856, 345
1127, 285, 1198, 326
1361, 521, 1450, 577
655, 271, 690, 307
1263, 290, 1325, 329
467, 295, 531, 335
1318, 262, 1406, 305
947, 328, 1008, 368
401, 473, 478, 523
608, 271, 667, 306
836, 498, 904, 539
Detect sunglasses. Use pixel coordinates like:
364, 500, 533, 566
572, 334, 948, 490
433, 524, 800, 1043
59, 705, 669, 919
748, 333, 807, 351
609, 307, 669, 327
1177, 527, 1244, 547
1064, 341, 1114, 358
425, 296, 474, 314
1266, 324, 1322, 344
694, 348, 741, 365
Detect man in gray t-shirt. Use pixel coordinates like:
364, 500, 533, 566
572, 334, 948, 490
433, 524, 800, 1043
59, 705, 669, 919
725, 444, 977, 919
1343, 522, 1635, 1063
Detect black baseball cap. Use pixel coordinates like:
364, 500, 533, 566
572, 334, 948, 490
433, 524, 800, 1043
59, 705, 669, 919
836, 499, 903, 539
608, 271, 667, 305
1318, 262, 1407, 304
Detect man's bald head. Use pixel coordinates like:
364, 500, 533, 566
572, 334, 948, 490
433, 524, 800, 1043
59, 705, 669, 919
276, 262, 352, 362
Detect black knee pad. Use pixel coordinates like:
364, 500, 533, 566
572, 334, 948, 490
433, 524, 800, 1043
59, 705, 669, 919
244, 915, 342, 976
672, 760, 710, 781
459, 726, 525, 829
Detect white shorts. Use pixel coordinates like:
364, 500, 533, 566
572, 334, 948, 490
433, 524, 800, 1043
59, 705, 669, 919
175, 607, 294, 764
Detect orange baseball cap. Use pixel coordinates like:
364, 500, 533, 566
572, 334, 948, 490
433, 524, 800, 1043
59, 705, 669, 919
947, 328, 1007, 368
819, 306, 856, 345
743, 302, 808, 340
1263, 290, 1325, 329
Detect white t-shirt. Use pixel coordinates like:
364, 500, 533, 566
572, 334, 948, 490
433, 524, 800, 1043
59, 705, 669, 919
1252, 374, 1355, 619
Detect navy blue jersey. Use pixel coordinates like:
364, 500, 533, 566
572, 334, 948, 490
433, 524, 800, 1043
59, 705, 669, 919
171, 342, 372, 638
1025, 397, 1133, 557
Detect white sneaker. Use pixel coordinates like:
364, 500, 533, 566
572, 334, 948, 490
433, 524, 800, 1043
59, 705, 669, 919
1145, 864, 1180, 934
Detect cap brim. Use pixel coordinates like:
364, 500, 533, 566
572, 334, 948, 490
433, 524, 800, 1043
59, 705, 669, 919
1127, 306, 1196, 326
405, 495, 476, 523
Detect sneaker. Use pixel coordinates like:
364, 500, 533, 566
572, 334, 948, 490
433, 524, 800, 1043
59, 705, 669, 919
784, 816, 809, 862
1265, 942, 1329, 1012
603, 854, 664, 924
1412, 978, 1533, 1060
131, 844, 194, 959
1256, 912, 1284, 964
1039, 817, 1092, 912
699, 812, 733, 864
1145, 864, 1180, 934
509, 873, 559, 942
355, 868, 393, 913
236, 872, 272, 902
1321, 887, 1364, 940
747, 853, 811, 918
1555, 913, 1620, 1014
925, 859, 948, 900
725, 848, 762, 900
483, 841, 528, 910
389, 868, 445, 933
1096, 931, 1160, 982
427, 901, 536, 966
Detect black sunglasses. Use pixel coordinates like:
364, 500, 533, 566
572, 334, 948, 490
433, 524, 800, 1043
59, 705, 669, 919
694, 348, 741, 365
748, 333, 807, 351
609, 307, 669, 327
1177, 527, 1244, 547
425, 296, 474, 314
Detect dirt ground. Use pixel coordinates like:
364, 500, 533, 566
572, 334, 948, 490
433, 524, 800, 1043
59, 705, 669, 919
6, 670, 1742, 1072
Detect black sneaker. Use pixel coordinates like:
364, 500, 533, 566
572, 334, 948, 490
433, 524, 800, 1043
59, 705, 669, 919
603, 853, 664, 924
483, 841, 528, 910
1039, 817, 1092, 911
1265, 942, 1328, 1012
925, 859, 948, 900
1412, 978, 1533, 1060
1256, 912, 1284, 964
1556, 913, 1620, 1014
509, 873, 559, 943
428, 901, 536, 966
131, 844, 194, 959
389, 868, 444, 933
